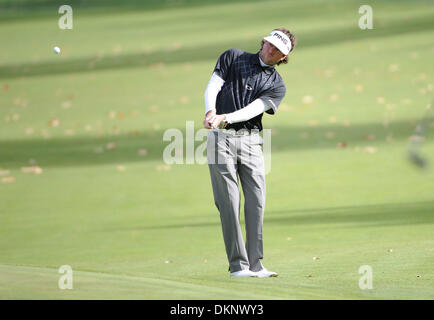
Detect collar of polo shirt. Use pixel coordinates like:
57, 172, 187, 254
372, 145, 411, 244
252, 54, 274, 74
263, 30, 291, 55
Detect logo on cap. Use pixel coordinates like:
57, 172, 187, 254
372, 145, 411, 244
264, 30, 291, 55
272, 32, 288, 45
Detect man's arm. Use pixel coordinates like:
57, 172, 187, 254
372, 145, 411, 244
203, 72, 225, 128
224, 99, 273, 124
204, 72, 225, 116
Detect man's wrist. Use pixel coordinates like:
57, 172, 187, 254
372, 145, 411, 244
205, 108, 216, 117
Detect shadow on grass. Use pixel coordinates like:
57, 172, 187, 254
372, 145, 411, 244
104, 200, 434, 231
0, 117, 428, 169
266, 201, 434, 228
0, 0, 265, 17
1, 14, 433, 79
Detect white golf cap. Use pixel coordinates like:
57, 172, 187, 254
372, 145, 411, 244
263, 30, 292, 55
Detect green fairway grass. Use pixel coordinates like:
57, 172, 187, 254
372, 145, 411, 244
1, 0, 433, 299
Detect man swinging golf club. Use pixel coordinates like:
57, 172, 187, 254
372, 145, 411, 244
204, 28, 296, 277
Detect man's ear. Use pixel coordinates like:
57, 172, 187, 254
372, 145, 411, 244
280, 55, 287, 61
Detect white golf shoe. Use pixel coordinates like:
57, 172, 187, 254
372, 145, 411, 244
230, 269, 258, 277
254, 268, 278, 278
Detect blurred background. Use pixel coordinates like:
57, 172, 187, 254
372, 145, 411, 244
0, 0, 433, 299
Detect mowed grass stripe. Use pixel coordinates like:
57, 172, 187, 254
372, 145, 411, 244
0, 264, 285, 299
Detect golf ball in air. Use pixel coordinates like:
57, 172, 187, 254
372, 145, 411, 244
53, 46, 61, 54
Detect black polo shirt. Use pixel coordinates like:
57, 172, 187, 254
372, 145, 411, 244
213, 48, 286, 131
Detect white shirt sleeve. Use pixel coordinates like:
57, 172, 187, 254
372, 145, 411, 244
204, 72, 225, 115
225, 98, 273, 124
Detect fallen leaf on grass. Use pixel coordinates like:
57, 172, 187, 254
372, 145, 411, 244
323, 68, 335, 78
33, 166, 43, 175
410, 52, 419, 60
279, 104, 293, 111
61, 101, 72, 109
377, 97, 385, 104
14, 98, 28, 107
364, 134, 376, 141
328, 94, 339, 102
388, 64, 399, 72
419, 88, 427, 95
0, 170, 11, 176
116, 165, 126, 172
364, 146, 377, 154
156, 164, 171, 171
308, 120, 318, 127
112, 44, 122, 55
64, 129, 75, 136
47, 118, 60, 127
354, 84, 364, 93
179, 96, 190, 104
2, 176, 16, 184
149, 105, 160, 113
40, 129, 51, 139
21, 166, 43, 174
106, 142, 116, 150
137, 149, 148, 156
302, 95, 313, 105
127, 130, 140, 136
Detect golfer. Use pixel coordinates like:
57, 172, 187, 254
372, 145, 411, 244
203, 28, 296, 277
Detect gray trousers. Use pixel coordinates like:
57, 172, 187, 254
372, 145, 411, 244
207, 129, 266, 273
